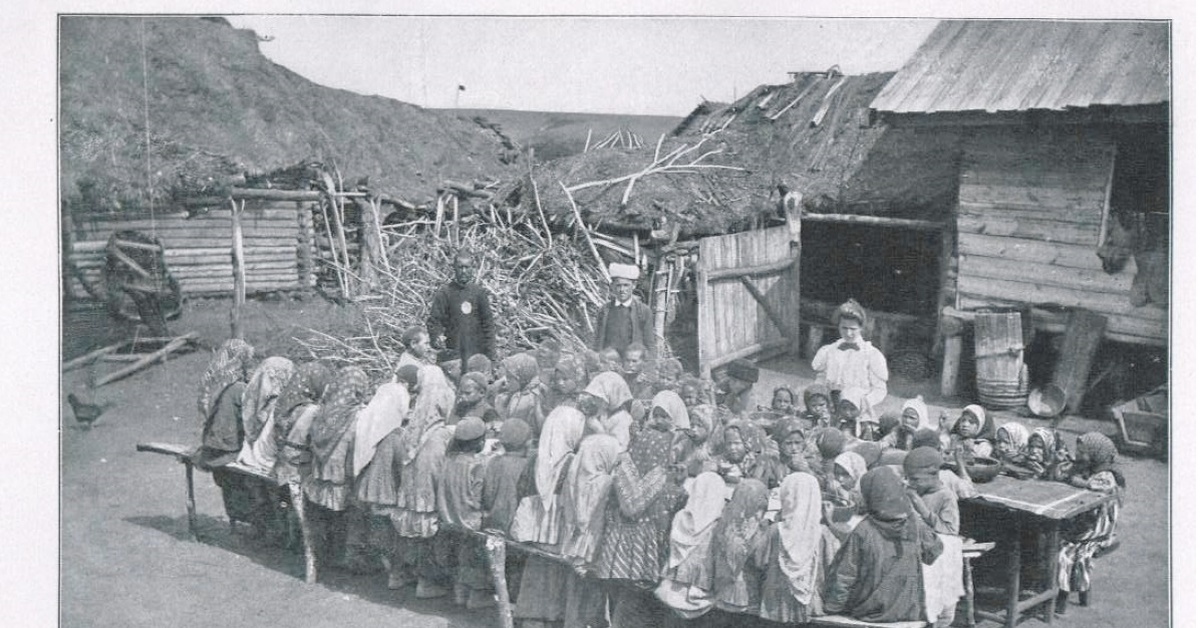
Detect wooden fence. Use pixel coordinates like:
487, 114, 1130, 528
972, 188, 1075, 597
65, 201, 317, 298
695, 225, 800, 377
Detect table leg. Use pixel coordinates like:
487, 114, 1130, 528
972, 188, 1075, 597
1044, 522, 1061, 624
964, 555, 977, 628
289, 482, 318, 584
184, 461, 198, 541
485, 535, 515, 628
1006, 518, 1022, 628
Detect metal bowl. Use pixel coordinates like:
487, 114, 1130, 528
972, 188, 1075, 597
1028, 384, 1067, 418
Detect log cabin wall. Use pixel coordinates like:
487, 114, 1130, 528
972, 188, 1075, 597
953, 125, 1167, 346
66, 200, 317, 297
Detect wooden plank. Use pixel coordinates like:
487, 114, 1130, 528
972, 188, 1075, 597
707, 254, 798, 281
957, 276, 1164, 322
739, 276, 794, 342
799, 212, 945, 231
957, 214, 1099, 246
967, 475, 1114, 520
96, 333, 196, 386
957, 233, 1109, 270
959, 255, 1132, 296
958, 201, 1102, 225
63, 340, 130, 371
955, 297, 1167, 345
1052, 310, 1108, 413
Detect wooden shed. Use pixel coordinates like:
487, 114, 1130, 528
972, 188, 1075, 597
870, 20, 1171, 401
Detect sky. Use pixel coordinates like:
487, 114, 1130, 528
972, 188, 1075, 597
225, 16, 938, 116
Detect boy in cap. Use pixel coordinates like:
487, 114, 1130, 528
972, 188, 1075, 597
593, 262, 656, 360
811, 298, 889, 422
904, 446, 965, 627
717, 358, 759, 415
481, 419, 533, 601
438, 417, 494, 608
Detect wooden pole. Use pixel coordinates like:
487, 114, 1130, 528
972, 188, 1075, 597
230, 199, 246, 339
941, 334, 964, 398
95, 333, 196, 386
798, 212, 946, 231
484, 535, 514, 628
289, 482, 318, 584
63, 340, 128, 371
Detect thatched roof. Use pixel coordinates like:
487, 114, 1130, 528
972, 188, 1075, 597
60, 17, 518, 212
500, 71, 960, 239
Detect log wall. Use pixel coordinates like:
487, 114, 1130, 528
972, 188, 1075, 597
66, 200, 317, 298
954, 126, 1167, 346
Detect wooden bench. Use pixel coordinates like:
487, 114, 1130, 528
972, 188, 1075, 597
808, 615, 926, 628
136, 441, 319, 584
962, 539, 997, 628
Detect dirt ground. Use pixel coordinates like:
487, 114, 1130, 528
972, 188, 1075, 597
59, 296, 1169, 628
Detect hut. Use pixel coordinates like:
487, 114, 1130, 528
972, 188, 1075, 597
870, 20, 1170, 410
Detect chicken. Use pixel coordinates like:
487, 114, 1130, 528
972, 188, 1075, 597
67, 393, 114, 428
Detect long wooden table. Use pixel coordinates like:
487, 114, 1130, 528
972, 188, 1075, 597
963, 475, 1115, 628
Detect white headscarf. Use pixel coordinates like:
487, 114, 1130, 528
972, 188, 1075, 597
536, 405, 587, 504
777, 472, 824, 605
651, 390, 691, 430
667, 472, 727, 569
901, 395, 932, 430
352, 383, 411, 477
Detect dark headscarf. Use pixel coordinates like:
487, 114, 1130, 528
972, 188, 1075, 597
849, 441, 883, 468
628, 424, 676, 475
815, 427, 845, 460
197, 339, 255, 418
712, 479, 770, 592
1075, 432, 1125, 487
309, 367, 371, 462
502, 353, 542, 392
860, 467, 910, 522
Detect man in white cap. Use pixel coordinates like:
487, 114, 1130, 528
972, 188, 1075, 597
593, 262, 656, 360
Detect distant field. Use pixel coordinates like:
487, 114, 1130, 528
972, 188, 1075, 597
437, 108, 683, 161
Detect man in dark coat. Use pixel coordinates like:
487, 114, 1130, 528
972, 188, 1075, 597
593, 262, 656, 360
428, 250, 496, 373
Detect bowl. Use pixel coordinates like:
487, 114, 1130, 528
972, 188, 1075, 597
826, 497, 857, 523
965, 456, 1003, 483
1028, 384, 1067, 418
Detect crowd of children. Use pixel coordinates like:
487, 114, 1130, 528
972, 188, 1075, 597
192, 330, 1126, 627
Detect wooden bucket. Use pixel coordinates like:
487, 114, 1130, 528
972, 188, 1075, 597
973, 310, 1029, 409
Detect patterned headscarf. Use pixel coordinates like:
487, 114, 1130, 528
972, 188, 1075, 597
240, 357, 296, 442
1028, 427, 1059, 453
555, 354, 587, 390
502, 353, 542, 392
996, 421, 1031, 458
803, 382, 832, 407
777, 472, 825, 605
399, 365, 456, 464
276, 362, 333, 418
1075, 432, 1120, 476
712, 479, 770, 591
773, 417, 809, 444
197, 339, 255, 418
308, 367, 371, 462
584, 371, 634, 414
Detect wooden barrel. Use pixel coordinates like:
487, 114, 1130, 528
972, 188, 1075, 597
973, 310, 1029, 409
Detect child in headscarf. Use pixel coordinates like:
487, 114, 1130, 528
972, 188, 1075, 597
655, 472, 727, 618
656, 358, 686, 394
879, 395, 930, 452
195, 339, 258, 530
995, 421, 1033, 477
824, 467, 943, 623
546, 354, 587, 411
904, 447, 965, 628
827, 451, 868, 530
757, 472, 840, 623
1023, 427, 1072, 481
511, 405, 587, 628
835, 387, 872, 441
773, 418, 813, 476
351, 383, 411, 589
948, 404, 996, 462
273, 362, 333, 487
678, 375, 711, 410
394, 365, 457, 598
1055, 432, 1125, 614
801, 382, 834, 429
497, 353, 546, 437
237, 356, 296, 474
598, 347, 624, 374
711, 479, 771, 615
579, 371, 635, 451
715, 420, 781, 489
806, 427, 846, 495
560, 434, 623, 628
438, 417, 494, 608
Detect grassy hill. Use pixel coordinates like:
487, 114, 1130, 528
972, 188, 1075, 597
437, 108, 683, 162
60, 17, 518, 211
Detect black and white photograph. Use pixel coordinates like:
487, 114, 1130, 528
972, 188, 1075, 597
3, 2, 1193, 627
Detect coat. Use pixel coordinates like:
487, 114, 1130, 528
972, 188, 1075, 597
593, 297, 656, 359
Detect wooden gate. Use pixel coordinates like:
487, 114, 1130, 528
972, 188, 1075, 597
695, 225, 800, 377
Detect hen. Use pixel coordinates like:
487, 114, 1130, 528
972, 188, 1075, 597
67, 393, 114, 428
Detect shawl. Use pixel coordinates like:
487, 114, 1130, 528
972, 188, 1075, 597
308, 367, 371, 462
996, 421, 1031, 459
712, 479, 770, 589
399, 365, 456, 465
651, 390, 691, 431
1029, 427, 1058, 452
1076, 431, 1124, 486
536, 406, 587, 503
274, 362, 333, 435
240, 357, 295, 442
861, 467, 911, 524
555, 354, 587, 388
834, 452, 869, 490
668, 472, 727, 569
352, 383, 411, 477
689, 404, 719, 439
503, 353, 541, 392
197, 339, 255, 418
900, 395, 931, 430
777, 472, 825, 605
956, 405, 995, 440
585, 371, 634, 413
564, 434, 622, 545
629, 424, 676, 475
773, 417, 808, 443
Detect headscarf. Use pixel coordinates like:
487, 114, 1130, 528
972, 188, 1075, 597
721, 420, 766, 457
712, 479, 770, 590
668, 472, 727, 569
536, 406, 587, 503
459, 371, 489, 395
651, 390, 690, 430
849, 441, 883, 468
240, 357, 295, 442
276, 362, 333, 418
308, 367, 371, 462
1075, 432, 1123, 485
803, 382, 832, 407
197, 339, 255, 418
860, 466, 910, 522
502, 353, 541, 392
1029, 427, 1058, 452
399, 365, 456, 464
900, 395, 931, 430
777, 472, 825, 605
833, 451, 869, 490
584, 371, 634, 413
773, 417, 809, 444
352, 383, 411, 477
956, 404, 995, 440
555, 354, 587, 388
465, 353, 493, 375
565, 434, 622, 530
689, 405, 719, 442
815, 427, 845, 460
628, 422, 677, 475
996, 422, 1031, 451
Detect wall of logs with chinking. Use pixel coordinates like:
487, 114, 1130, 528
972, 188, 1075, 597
64, 200, 318, 298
